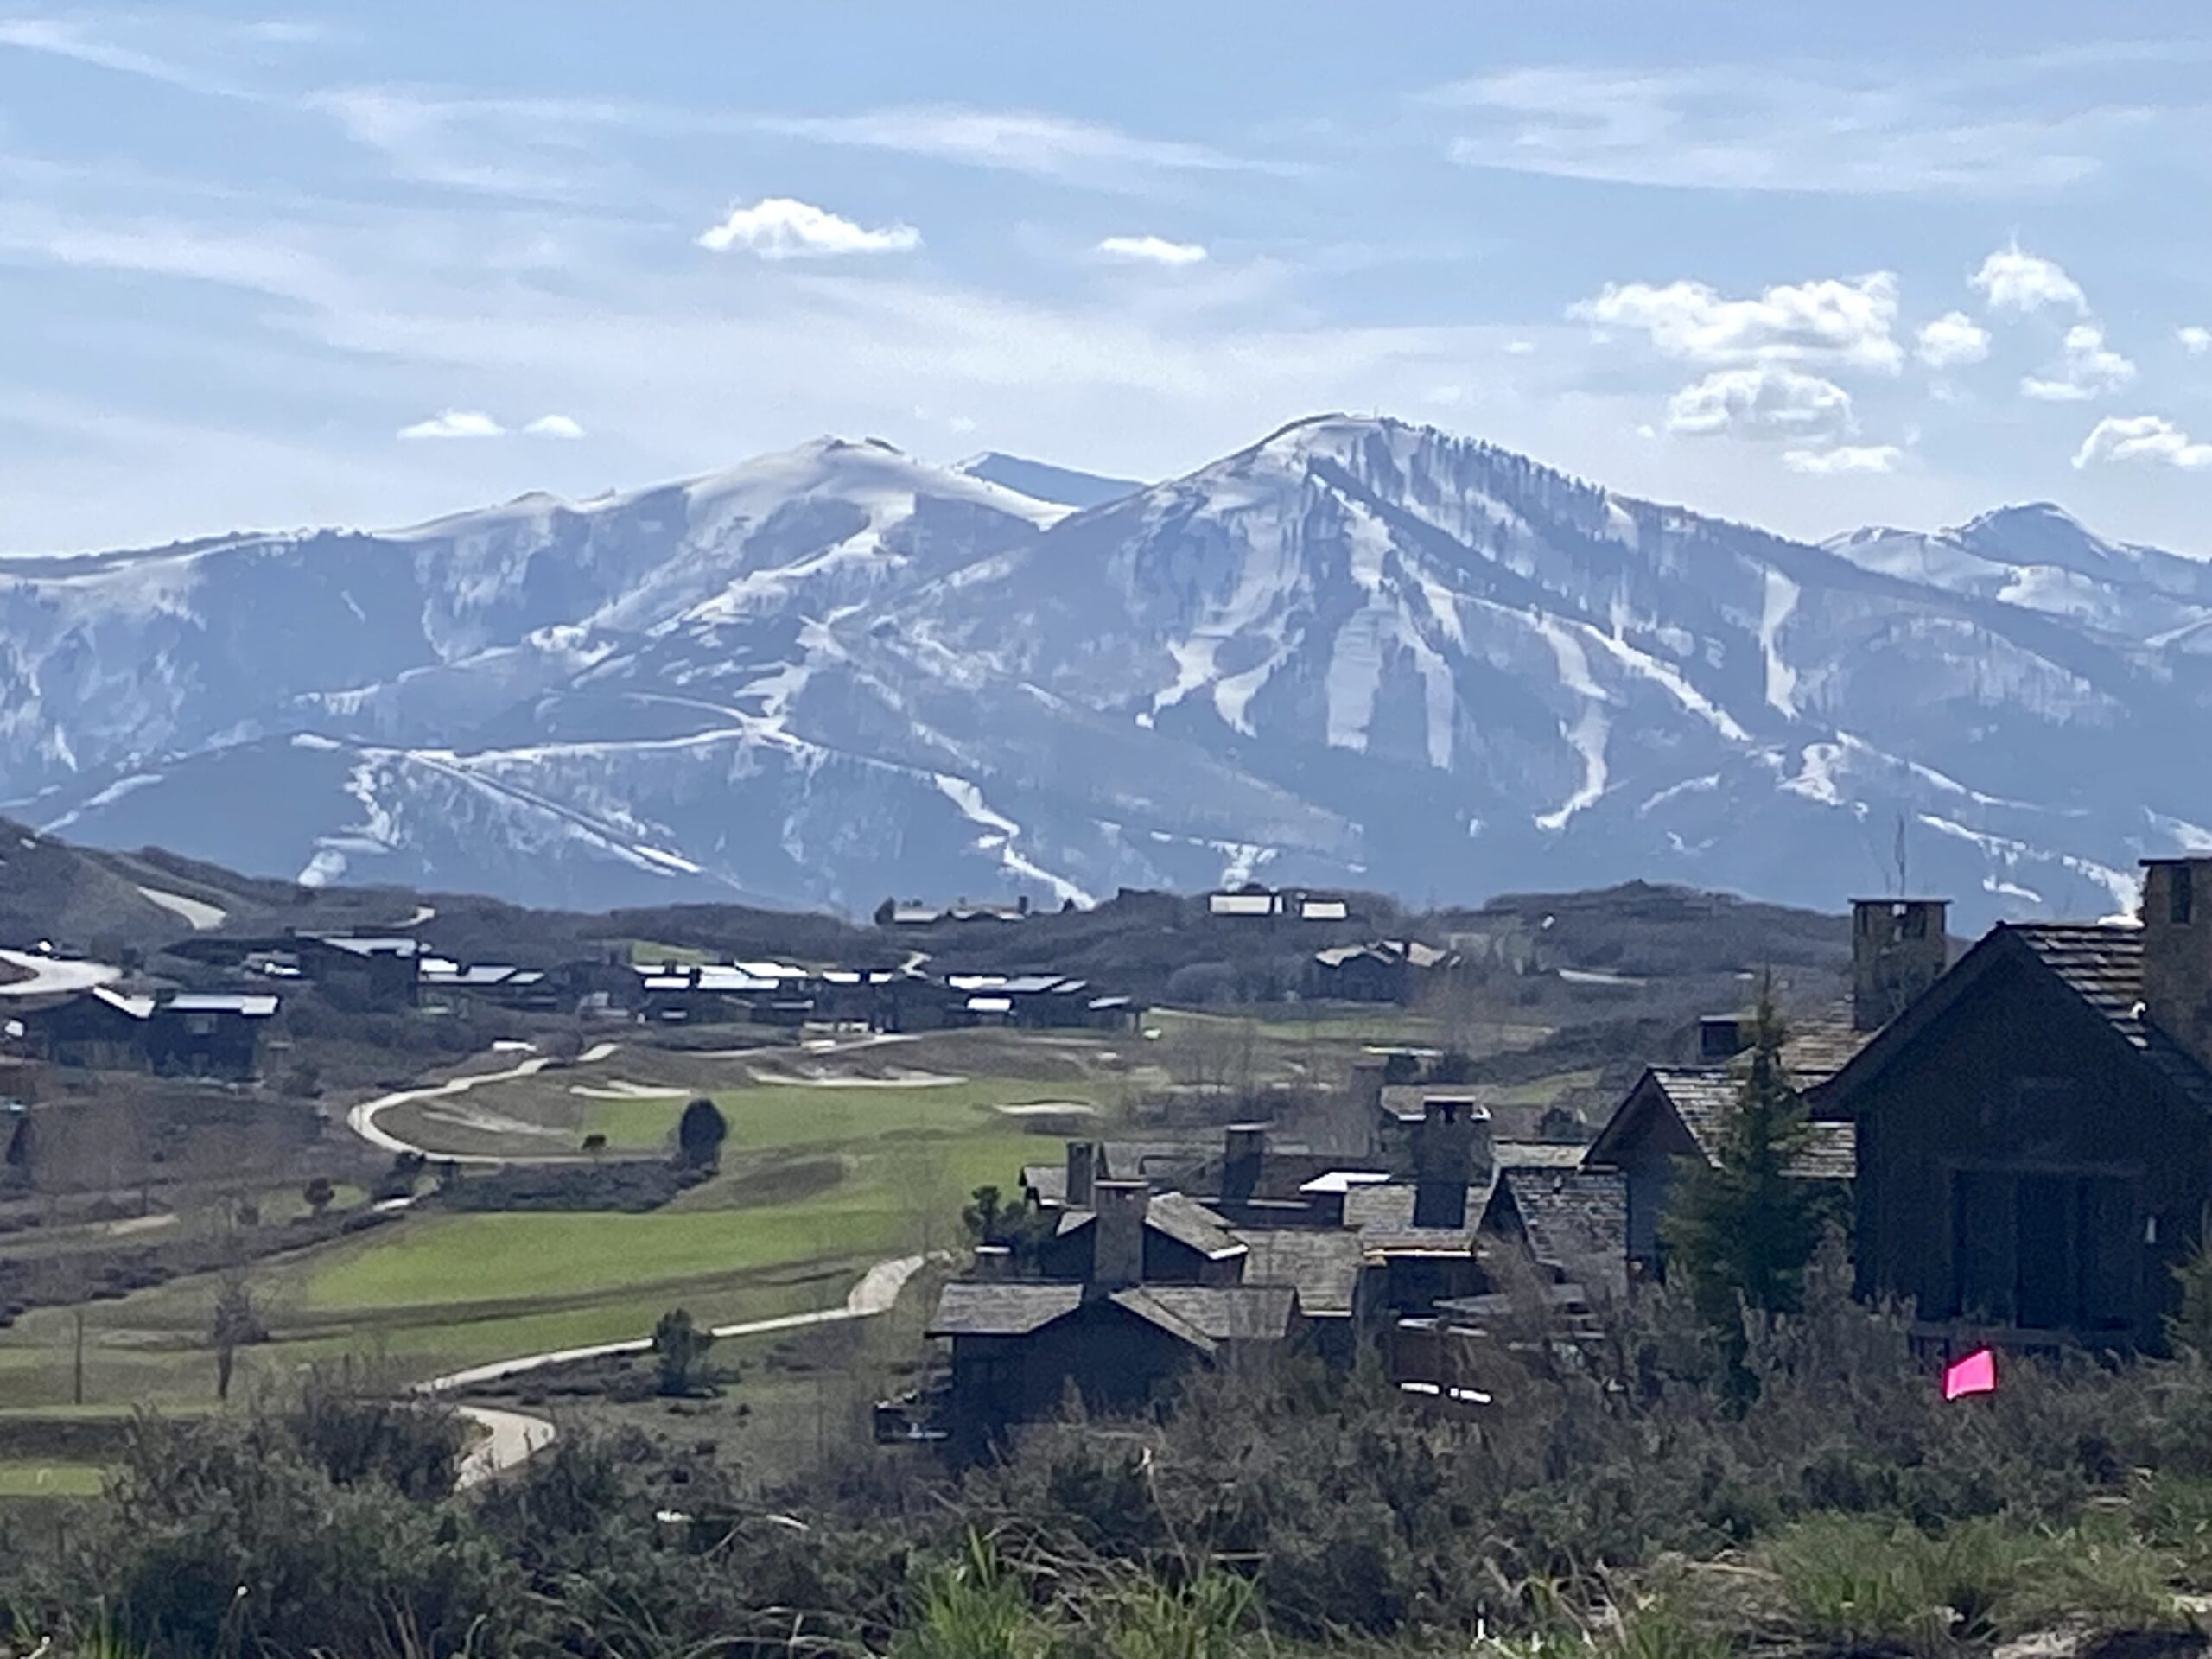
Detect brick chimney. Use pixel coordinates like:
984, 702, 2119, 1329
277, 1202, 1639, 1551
1851, 899, 1949, 1032
2142, 859, 2212, 1071
1091, 1179, 1148, 1288
1065, 1140, 1096, 1210
1412, 1096, 1489, 1230
1221, 1123, 1267, 1205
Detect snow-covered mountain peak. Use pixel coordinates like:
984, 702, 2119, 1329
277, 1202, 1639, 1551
10, 416, 2212, 928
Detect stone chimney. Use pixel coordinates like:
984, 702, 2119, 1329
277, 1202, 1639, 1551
1699, 1014, 1748, 1062
1065, 1141, 1096, 1210
2142, 859, 2212, 1071
1852, 899, 1949, 1032
1091, 1179, 1148, 1288
972, 1243, 1012, 1281
1412, 1096, 1489, 1230
1221, 1123, 1267, 1205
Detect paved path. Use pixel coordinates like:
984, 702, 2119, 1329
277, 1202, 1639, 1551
424, 1253, 929, 1483
0, 950, 121, 998
454, 1405, 558, 1490
345, 1041, 620, 1162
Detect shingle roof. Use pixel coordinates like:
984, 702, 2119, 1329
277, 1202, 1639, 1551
1780, 1007, 1875, 1086
927, 1281, 1084, 1337
925, 1281, 1296, 1350
2003, 924, 2212, 1115
1492, 1167, 1626, 1270
1233, 1228, 1363, 1315
1625, 1068, 1856, 1180
1127, 1284, 1297, 1343
1343, 1180, 1484, 1252
1052, 1192, 1246, 1260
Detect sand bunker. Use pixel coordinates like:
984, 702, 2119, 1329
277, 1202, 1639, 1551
568, 1081, 690, 1101
416, 1101, 572, 1141
993, 1101, 1100, 1118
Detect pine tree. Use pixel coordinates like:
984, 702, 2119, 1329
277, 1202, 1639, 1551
1661, 981, 1828, 1344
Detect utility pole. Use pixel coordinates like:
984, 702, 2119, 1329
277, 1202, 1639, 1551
72, 1306, 85, 1406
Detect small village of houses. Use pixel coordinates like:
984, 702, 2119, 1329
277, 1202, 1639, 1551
8, 861, 2212, 1462
894, 856, 2212, 1457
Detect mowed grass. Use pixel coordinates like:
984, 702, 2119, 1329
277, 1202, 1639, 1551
0, 1034, 1110, 1410
0, 1461, 105, 1497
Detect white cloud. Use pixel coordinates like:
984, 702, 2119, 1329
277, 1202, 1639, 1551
0, 16, 240, 95
1664, 366, 1854, 439
1505, 340, 1537, 356
2180, 326, 2212, 356
524, 414, 585, 439
397, 410, 504, 440
1783, 443, 1904, 474
2072, 415, 2212, 470
1969, 243, 2088, 315
1096, 234, 1208, 266
1916, 311, 1991, 370
696, 197, 920, 260
2021, 323, 2135, 401
1571, 273, 1901, 372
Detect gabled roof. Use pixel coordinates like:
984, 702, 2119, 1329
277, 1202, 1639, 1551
924, 1281, 1294, 1351
1233, 1228, 1363, 1315
1487, 1166, 1627, 1270
1052, 1192, 1246, 1261
1586, 1066, 1856, 1180
1816, 923, 2212, 1120
928, 1281, 1084, 1336
1128, 1284, 1297, 1343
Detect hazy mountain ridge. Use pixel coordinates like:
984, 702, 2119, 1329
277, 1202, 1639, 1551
8, 416, 2209, 924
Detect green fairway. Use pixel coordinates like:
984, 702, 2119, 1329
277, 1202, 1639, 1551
0, 1032, 1107, 1410
0, 1461, 105, 1498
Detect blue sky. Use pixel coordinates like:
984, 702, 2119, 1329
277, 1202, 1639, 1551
9, 2, 2212, 554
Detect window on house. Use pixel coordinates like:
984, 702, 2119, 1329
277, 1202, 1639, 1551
1950, 1167, 2139, 1332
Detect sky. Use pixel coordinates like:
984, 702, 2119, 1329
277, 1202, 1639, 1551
9, 3, 2212, 556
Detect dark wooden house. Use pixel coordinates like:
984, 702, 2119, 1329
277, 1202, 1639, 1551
1583, 1067, 1856, 1277
1815, 860, 2212, 1353
926, 1182, 1303, 1457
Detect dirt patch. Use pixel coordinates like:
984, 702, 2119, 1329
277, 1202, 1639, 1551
717, 1157, 844, 1207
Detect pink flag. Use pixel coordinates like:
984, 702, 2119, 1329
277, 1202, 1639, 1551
1942, 1347, 1996, 1401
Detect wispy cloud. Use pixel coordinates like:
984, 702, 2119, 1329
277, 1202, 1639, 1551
524, 413, 585, 439
1432, 60, 2155, 195
0, 15, 243, 95
2073, 414, 2212, 469
696, 198, 920, 259
398, 410, 504, 440
1096, 234, 1208, 266
746, 104, 1279, 187
2180, 326, 2212, 355
2021, 323, 2134, 401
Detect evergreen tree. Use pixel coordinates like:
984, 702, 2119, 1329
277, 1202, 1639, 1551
652, 1307, 715, 1396
1660, 981, 1828, 1347
676, 1097, 728, 1169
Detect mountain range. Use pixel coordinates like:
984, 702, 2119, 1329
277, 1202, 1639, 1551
4, 415, 2209, 930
